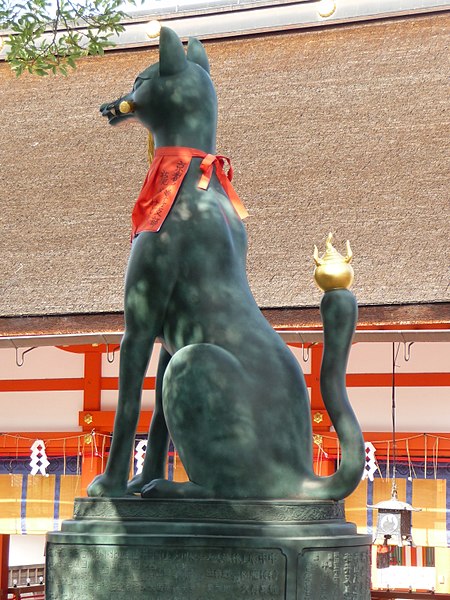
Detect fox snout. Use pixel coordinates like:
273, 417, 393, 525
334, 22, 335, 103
100, 97, 136, 125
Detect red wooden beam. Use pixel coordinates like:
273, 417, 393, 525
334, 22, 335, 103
79, 411, 153, 433
58, 345, 119, 354
310, 409, 332, 432
2, 428, 449, 461
0, 432, 84, 456
0, 374, 447, 393
0, 376, 157, 392
0, 417, 153, 455
318, 432, 450, 459
101, 377, 156, 390
7, 585, 45, 600
96, 372, 450, 392
0, 378, 84, 392
346, 373, 450, 387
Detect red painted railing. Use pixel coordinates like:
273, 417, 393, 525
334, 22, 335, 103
372, 591, 450, 599
7, 584, 44, 599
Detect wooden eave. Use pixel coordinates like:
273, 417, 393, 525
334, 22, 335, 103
0, 302, 448, 340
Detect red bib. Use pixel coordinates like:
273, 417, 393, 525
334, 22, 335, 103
131, 146, 248, 238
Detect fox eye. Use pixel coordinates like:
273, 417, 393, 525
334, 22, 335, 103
133, 78, 143, 91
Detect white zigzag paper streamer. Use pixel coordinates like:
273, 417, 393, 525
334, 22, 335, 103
362, 441, 377, 481
30, 439, 50, 476
134, 440, 147, 475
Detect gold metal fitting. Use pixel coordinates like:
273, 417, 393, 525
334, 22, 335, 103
313, 233, 354, 292
313, 412, 324, 424
145, 20, 162, 39
84, 413, 93, 425
317, 0, 337, 18
313, 434, 323, 446
119, 100, 135, 115
84, 434, 93, 445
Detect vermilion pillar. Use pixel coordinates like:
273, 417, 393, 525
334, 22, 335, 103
310, 345, 336, 476
0, 535, 10, 600
81, 453, 104, 497
83, 351, 102, 412
310, 344, 324, 411
313, 457, 336, 476
81, 350, 104, 495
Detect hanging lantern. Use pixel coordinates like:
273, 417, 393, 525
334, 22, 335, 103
369, 484, 421, 546
368, 343, 421, 547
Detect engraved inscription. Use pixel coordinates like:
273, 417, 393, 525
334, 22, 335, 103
299, 547, 370, 600
47, 545, 286, 600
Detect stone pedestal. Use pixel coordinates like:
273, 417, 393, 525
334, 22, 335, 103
46, 497, 371, 599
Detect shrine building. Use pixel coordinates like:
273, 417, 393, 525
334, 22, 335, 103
0, 0, 449, 596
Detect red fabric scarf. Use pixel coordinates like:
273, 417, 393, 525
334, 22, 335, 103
131, 146, 248, 238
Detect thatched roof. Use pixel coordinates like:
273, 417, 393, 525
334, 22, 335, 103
0, 13, 448, 319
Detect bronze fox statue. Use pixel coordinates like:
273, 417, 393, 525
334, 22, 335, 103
88, 27, 364, 500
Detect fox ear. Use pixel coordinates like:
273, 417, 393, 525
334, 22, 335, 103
186, 37, 210, 74
159, 27, 188, 76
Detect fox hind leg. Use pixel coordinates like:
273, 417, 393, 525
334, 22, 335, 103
143, 343, 257, 499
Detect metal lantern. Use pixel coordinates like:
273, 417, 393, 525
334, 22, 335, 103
368, 343, 422, 551
369, 491, 420, 546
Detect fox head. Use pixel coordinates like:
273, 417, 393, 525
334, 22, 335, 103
100, 27, 217, 148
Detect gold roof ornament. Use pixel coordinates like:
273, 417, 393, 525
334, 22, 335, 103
313, 233, 354, 292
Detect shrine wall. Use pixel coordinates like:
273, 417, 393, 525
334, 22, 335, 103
0, 341, 448, 433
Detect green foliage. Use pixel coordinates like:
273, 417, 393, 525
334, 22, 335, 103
0, 0, 144, 75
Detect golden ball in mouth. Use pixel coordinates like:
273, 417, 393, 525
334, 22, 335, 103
119, 101, 135, 114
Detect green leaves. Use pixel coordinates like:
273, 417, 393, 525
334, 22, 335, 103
0, 0, 144, 76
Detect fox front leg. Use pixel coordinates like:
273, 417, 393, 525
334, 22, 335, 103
127, 346, 171, 494
87, 329, 155, 497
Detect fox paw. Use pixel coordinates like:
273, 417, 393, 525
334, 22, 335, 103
87, 473, 127, 498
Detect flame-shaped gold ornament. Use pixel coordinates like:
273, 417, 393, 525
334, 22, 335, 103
313, 233, 354, 292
